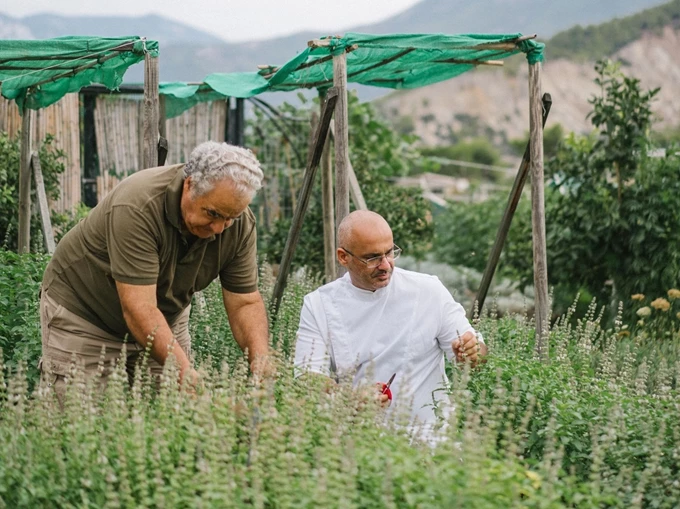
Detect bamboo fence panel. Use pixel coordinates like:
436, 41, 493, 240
91, 97, 227, 200
0, 94, 81, 212
94, 96, 143, 201
165, 100, 227, 165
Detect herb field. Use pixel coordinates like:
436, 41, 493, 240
1, 250, 679, 508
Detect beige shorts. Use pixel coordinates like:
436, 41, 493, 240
39, 290, 192, 396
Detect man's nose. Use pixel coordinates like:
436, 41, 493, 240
212, 218, 232, 234
377, 254, 391, 269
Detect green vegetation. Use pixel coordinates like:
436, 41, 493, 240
420, 138, 504, 182
433, 60, 680, 321
251, 92, 433, 275
1, 252, 679, 507
547, 0, 680, 61
509, 124, 566, 160
0, 131, 89, 252
0, 132, 66, 252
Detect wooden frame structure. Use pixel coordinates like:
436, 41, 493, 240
3, 43, 160, 254
271, 34, 550, 354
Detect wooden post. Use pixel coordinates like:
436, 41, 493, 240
473, 93, 552, 316
529, 62, 548, 360
330, 122, 367, 211
348, 161, 367, 211
271, 88, 339, 316
82, 93, 99, 207
31, 153, 56, 254
18, 108, 33, 254
235, 98, 245, 147
333, 52, 350, 277
319, 90, 336, 282
142, 52, 159, 169
158, 93, 168, 166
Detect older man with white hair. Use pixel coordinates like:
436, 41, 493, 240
40, 142, 269, 395
295, 210, 487, 440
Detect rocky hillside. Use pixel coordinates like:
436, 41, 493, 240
377, 12, 680, 145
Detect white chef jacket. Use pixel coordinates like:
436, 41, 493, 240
294, 267, 481, 438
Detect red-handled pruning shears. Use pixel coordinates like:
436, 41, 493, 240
381, 373, 397, 399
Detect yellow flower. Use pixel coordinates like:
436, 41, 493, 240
668, 289, 680, 300
631, 294, 645, 301
651, 298, 671, 312
636, 306, 652, 317
525, 470, 542, 489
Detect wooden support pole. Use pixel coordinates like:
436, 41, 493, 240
330, 122, 367, 211
347, 161, 367, 211
473, 93, 552, 316
158, 93, 168, 166
18, 108, 33, 254
529, 62, 549, 360
333, 51, 350, 277
319, 90, 336, 283
235, 98, 245, 147
142, 52, 159, 169
270, 88, 339, 316
31, 153, 56, 254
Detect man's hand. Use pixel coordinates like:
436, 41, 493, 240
376, 382, 393, 408
452, 331, 487, 368
180, 367, 203, 394
250, 354, 276, 385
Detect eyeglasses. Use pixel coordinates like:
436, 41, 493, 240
341, 244, 402, 269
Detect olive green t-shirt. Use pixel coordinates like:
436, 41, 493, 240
42, 164, 259, 336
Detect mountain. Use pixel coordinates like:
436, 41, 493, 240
0, 13, 224, 46
351, 0, 670, 39
2, 0, 678, 145
375, 0, 680, 144
0, 0, 669, 81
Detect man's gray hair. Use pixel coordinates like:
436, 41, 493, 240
183, 141, 264, 197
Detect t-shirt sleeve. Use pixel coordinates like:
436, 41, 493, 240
434, 280, 483, 362
219, 220, 258, 294
107, 205, 160, 285
294, 294, 332, 378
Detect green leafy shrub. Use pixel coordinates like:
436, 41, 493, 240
0, 132, 68, 252
2, 272, 679, 507
0, 249, 48, 386
252, 92, 433, 275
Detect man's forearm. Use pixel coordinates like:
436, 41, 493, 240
228, 297, 269, 363
122, 304, 191, 374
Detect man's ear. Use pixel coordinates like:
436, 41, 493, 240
337, 248, 350, 267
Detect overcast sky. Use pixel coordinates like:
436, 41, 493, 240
3, 0, 422, 42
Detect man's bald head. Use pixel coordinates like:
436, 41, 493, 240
337, 211, 392, 250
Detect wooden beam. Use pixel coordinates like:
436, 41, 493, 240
142, 52, 159, 169
270, 88, 339, 316
473, 93, 552, 316
347, 160, 367, 211
18, 108, 33, 254
529, 62, 548, 360
329, 122, 367, 211
31, 153, 55, 254
333, 51, 350, 277
319, 91, 336, 283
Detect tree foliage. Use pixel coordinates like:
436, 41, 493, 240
252, 92, 433, 275
434, 60, 680, 320
547, 0, 680, 61
0, 131, 68, 251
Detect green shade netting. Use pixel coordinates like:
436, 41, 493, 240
0, 36, 159, 112
159, 32, 544, 117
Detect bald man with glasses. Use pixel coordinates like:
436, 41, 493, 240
294, 210, 487, 442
